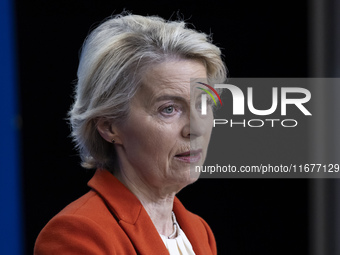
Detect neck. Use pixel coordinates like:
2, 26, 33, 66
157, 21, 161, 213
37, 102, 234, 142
115, 169, 178, 237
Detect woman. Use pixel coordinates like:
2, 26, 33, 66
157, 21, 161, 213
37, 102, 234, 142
34, 13, 226, 255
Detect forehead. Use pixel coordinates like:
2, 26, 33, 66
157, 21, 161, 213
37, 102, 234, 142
139, 60, 207, 98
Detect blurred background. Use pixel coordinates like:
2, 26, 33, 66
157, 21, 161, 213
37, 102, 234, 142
1, 0, 339, 254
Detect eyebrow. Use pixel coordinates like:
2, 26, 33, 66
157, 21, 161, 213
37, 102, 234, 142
155, 95, 188, 103
152, 89, 205, 105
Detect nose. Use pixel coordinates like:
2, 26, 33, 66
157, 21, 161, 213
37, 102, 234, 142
181, 106, 209, 138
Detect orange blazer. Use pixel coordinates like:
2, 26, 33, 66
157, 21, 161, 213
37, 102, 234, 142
34, 169, 217, 255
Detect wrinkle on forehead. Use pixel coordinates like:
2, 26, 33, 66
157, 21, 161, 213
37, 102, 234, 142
137, 60, 207, 104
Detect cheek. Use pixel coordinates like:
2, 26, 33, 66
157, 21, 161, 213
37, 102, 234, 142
122, 118, 175, 160
124, 126, 154, 154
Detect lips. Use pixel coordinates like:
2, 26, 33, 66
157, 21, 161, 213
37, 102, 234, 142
174, 149, 202, 163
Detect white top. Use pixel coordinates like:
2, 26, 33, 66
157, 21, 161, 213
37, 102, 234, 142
160, 225, 196, 255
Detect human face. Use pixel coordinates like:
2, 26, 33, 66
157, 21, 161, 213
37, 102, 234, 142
115, 60, 214, 192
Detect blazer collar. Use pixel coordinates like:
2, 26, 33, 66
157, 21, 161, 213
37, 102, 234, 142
88, 169, 169, 254
88, 168, 142, 224
88, 169, 213, 255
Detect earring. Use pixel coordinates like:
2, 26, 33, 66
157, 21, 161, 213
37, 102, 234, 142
111, 138, 115, 143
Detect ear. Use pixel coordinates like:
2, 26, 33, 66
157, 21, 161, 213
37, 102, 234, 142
96, 118, 121, 144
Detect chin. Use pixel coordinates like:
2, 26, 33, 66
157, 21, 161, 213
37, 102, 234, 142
179, 168, 200, 187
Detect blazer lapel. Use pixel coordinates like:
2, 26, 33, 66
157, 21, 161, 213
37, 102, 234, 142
88, 169, 169, 255
173, 198, 214, 255
119, 209, 169, 255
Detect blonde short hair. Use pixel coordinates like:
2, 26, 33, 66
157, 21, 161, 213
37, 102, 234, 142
68, 13, 227, 170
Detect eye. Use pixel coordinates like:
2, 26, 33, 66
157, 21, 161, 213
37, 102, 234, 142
207, 97, 214, 105
195, 96, 214, 111
158, 103, 183, 118
162, 106, 174, 114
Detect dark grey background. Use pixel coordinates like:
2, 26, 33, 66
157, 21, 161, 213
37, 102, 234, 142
200, 79, 340, 179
